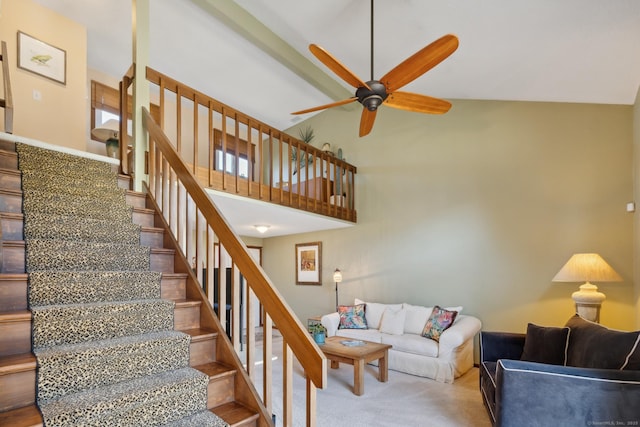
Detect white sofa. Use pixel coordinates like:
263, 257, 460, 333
321, 299, 482, 383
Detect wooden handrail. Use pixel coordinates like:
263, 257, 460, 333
0, 41, 14, 134
143, 108, 327, 425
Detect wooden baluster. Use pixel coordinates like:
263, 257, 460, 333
192, 93, 198, 175
263, 313, 273, 413
245, 286, 255, 380
232, 263, 241, 352
283, 341, 293, 427
306, 377, 317, 427
208, 101, 214, 187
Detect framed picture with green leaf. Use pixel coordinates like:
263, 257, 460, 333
295, 242, 322, 285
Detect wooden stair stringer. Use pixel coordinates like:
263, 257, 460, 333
142, 187, 271, 427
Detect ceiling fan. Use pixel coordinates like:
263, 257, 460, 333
292, 0, 459, 137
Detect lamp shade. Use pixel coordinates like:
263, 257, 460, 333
552, 253, 622, 283
91, 119, 120, 142
333, 269, 342, 283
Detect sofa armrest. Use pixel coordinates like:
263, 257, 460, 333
321, 312, 340, 337
439, 315, 482, 357
480, 331, 525, 363
496, 359, 640, 427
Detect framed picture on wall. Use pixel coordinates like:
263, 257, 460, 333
17, 31, 67, 85
295, 241, 322, 285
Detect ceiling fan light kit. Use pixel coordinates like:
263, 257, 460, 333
292, 0, 459, 137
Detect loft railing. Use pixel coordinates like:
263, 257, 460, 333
0, 41, 14, 134
144, 67, 357, 223
121, 67, 328, 425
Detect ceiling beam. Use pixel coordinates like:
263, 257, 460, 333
190, 0, 353, 104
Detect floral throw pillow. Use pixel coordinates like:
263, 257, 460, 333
338, 304, 368, 329
421, 305, 458, 342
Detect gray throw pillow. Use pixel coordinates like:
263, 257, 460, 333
520, 323, 570, 365
565, 314, 640, 370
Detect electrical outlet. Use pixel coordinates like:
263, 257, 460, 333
33, 89, 42, 101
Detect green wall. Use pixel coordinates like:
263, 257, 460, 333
634, 87, 640, 329
262, 99, 634, 333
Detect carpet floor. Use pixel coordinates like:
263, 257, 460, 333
253, 336, 492, 427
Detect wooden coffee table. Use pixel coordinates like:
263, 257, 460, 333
320, 336, 392, 396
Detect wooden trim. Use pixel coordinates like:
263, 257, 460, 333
1, 41, 14, 134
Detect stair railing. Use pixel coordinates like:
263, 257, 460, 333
141, 105, 327, 426
0, 41, 14, 134
144, 67, 357, 223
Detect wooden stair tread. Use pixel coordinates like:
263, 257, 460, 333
0, 188, 21, 196
0, 273, 28, 281
161, 272, 187, 279
132, 206, 154, 214
0, 404, 43, 427
0, 310, 31, 321
213, 402, 259, 427
182, 327, 218, 341
193, 361, 236, 379
0, 168, 20, 176
151, 247, 175, 254
174, 299, 202, 307
0, 353, 36, 375
0, 212, 23, 220
140, 225, 164, 233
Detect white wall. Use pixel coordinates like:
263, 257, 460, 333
263, 99, 635, 333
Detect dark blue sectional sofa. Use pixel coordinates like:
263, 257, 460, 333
480, 315, 640, 426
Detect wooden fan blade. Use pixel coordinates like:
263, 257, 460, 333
292, 97, 357, 115
380, 34, 459, 93
359, 108, 377, 137
310, 44, 371, 90
384, 91, 451, 114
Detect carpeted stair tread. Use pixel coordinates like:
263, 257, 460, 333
26, 239, 149, 272
22, 188, 132, 222
39, 367, 210, 427
24, 211, 140, 244
28, 270, 161, 306
35, 331, 191, 403
164, 410, 229, 427
20, 167, 119, 189
16, 145, 114, 175
21, 173, 126, 201
32, 299, 175, 348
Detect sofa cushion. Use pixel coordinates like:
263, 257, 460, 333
379, 307, 406, 335
402, 303, 433, 335
422, 306, 459, 342
520, 323, 570, 365
355, 298, 401, 330
380, 333, 439, 357
337, 304, 368, 330
565, 314, 640, 370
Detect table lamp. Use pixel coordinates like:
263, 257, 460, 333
91, 119, 120, 158
552, 253, 622, 322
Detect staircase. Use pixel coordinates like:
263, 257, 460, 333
0, 140, 262, 426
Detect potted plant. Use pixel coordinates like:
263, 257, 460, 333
309, 322, 326, 345
292, 126, 315, 175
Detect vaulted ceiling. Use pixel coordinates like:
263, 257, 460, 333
31, 0, 640, 237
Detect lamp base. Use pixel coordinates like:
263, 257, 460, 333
571, 282, 605, 323
105, 138, 119, 159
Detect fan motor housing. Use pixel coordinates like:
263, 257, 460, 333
356, 81, 388, 111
